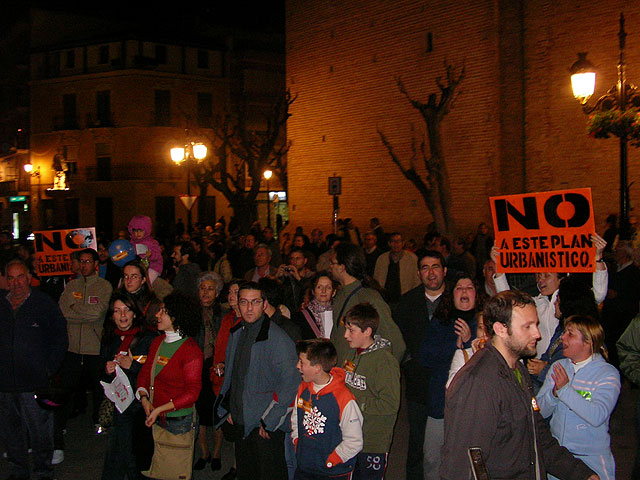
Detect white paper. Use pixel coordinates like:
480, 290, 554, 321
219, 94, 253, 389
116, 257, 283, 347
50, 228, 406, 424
321, 311, 333, 339
135, 243, 148, 256
100, 365, 134, 414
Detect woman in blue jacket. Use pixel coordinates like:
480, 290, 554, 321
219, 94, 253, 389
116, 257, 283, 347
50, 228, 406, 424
537, 315, 621, 480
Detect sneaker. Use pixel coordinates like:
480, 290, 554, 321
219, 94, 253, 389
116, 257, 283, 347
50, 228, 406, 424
52, 449, 64, 465
95, 424, 106, 435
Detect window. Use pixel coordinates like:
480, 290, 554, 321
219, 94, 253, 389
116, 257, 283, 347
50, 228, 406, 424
62, 94, 77, 129
99, 45, 109, 64
155, 45, 167, 64
66, 50, 75, 68
197, 50, 209, 69
96, 90, 111, 126
154, 90, 171, 126
197, 93, 212, 128
96, 144, 111, 181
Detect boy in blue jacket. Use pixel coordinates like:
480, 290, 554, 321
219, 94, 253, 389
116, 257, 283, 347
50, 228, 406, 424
291, 338, 363, 479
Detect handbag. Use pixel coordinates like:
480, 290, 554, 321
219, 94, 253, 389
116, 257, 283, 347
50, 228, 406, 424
141, 349, 196, 480
98, 396, 115, 428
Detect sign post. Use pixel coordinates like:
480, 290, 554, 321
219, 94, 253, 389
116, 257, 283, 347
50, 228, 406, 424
329, 176, 342, 234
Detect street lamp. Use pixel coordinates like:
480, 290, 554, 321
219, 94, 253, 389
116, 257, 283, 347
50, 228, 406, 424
264, 169, 273, 229
570, 13, 640, 239
23, 162, 41, 229
170, 141, 207, 232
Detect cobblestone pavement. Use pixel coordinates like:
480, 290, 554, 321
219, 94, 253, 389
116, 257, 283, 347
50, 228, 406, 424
1, 380, 636, 479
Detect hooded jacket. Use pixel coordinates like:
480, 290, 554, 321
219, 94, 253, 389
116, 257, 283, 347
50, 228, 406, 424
343, 335, 400, 453
537, 354, 620, 478
292, 367, 363, 476
127, 215, 163, 275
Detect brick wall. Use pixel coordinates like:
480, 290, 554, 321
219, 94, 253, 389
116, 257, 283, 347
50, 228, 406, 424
286, 0, 640, 242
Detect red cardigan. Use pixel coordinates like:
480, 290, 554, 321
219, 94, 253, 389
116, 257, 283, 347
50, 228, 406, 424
211, 311, 241, 395
137, 335, 203, 412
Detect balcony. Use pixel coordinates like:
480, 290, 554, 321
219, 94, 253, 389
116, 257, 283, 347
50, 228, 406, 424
0, 181, 17, 196
86, 113, 114, 128
84, 165, 182, 182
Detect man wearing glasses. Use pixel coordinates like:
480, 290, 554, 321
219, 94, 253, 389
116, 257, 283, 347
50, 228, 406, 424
58, 248, 112, 443
216, 281, 298, 479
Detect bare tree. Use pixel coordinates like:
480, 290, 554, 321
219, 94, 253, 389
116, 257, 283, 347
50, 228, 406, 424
191, 90, 295, 234
377, 62, 465, 235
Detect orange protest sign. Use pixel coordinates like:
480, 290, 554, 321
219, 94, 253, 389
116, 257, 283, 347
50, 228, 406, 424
489, 188, 595, 273
34, 227, 97, 276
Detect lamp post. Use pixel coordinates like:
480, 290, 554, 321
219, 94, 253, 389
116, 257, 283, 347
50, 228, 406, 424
23, 162, 41, 230
570, 13, 640, 239
171, 141, 207, 232
264, 169, 273, 229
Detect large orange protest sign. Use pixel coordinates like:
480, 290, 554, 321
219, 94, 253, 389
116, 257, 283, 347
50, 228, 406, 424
489, 188, 596, 273
34, 228, 97, 276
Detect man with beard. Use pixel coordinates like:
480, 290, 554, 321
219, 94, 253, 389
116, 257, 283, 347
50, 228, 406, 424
171, 241, 201, 299
441, 291, 599, 480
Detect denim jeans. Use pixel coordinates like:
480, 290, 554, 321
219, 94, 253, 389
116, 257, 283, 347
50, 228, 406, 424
0, 391, 54, 480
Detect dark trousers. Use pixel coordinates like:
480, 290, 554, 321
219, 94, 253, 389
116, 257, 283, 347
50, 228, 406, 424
59, 351, 103, 420
101, 402, 142, 480
353, 452, 387, 480
235, 425, 288, 479
633, 393, 640, 479
294, 469, 353, 479
0, 391, 54, 480
405, 399, 428, 480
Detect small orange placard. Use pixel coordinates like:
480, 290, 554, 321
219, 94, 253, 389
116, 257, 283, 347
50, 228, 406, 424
34, 227, 97, 276
489, 188, 595, 273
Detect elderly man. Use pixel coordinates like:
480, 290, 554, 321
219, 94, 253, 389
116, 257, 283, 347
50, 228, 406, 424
244, 243, 276, 282
374, 232, 420, 305
441, 290, 598, 480
0, 259, 68, 480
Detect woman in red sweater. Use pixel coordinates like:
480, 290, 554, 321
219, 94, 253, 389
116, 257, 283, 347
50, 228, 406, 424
136, 291, 203, 474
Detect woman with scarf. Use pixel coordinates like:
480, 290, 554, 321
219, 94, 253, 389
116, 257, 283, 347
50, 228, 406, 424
418, 272, 485, 480
100, 292, 156, 480
292, 271, 337, 339
193, 272, 224, 471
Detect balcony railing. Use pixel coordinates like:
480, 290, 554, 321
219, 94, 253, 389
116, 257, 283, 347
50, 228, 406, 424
84, 165, 182, 182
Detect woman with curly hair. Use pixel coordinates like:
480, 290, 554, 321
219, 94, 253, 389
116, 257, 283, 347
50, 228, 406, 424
136, 291, 203, 478
100, 292, 157, 480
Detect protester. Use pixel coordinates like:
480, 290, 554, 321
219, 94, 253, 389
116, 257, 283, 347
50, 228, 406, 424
194, 272, 224, 472
128, 215, 163, 284
0, 259, 68, 480
328, 242, 405, 364
215, 281, 299, 479
136, 291, 203, 480
537, 315, 620, 480
441, 290, 599, 479
291, 271, 337, 339
418, 272, 481, 480
120, 259, 163, 331
492, 233, 608, 358
100, 292, 156, 480
343, 303, 400, 479
59, 247, 113, 436
291, 338, 363, 480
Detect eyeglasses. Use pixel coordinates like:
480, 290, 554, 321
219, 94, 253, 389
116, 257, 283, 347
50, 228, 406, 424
238, 298, 263, 307
79, 259, 94, 264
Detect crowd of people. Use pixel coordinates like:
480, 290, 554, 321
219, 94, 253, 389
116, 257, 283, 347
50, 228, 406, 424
0, 212, 638, 480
